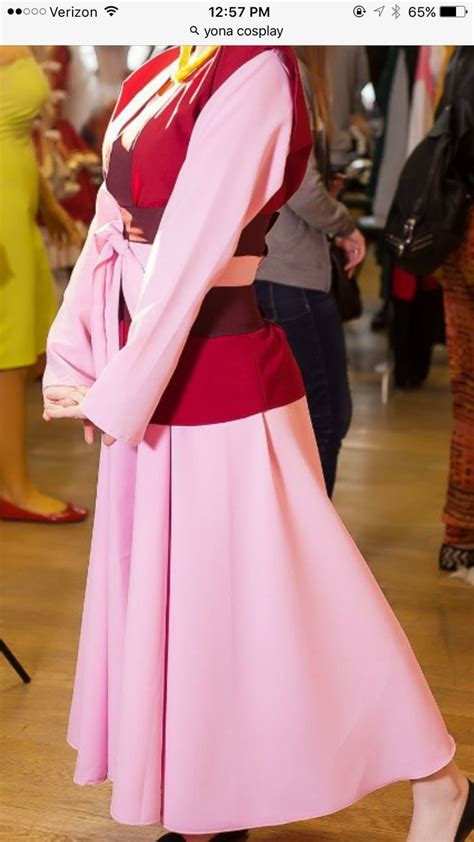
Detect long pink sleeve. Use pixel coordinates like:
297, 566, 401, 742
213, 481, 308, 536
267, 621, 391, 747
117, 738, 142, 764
43, 184, 117, 389
80, 51, 293, 445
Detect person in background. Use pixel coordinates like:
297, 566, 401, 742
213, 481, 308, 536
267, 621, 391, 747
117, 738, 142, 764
437, 46, 474, 579
41, 46, 99, 230
82, 46, 133, 155
0, 46, 86, 524
388, 46, 452, 390
32, 46, 100, 274
256, 46, 366, 496
391, 266, 445, 390
327, 46, 371, 173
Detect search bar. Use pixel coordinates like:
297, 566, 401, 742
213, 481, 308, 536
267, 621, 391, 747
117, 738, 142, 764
2, 1, 473, 45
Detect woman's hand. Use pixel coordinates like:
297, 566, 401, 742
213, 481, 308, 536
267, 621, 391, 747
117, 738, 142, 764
41, 199, 84, 250
39, 172, 84, 250
335, 229, 366, 277
43, 385, 116, 446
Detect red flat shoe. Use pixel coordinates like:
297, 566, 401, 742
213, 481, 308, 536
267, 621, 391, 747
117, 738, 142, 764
0, 498, 88, 524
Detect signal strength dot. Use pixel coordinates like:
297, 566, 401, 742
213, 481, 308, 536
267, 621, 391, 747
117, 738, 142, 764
105, 4, 118, 15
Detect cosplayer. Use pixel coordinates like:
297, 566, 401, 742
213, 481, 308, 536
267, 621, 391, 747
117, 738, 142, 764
43, 46, 473, 842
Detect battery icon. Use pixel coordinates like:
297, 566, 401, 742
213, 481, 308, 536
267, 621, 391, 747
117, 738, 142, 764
439, 5, 468, 14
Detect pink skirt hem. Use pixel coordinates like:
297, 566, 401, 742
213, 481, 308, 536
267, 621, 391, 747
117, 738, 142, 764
66, 737, 456, 832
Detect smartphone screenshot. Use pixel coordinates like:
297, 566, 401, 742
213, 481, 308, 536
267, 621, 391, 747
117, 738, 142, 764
1, 3, 473, 841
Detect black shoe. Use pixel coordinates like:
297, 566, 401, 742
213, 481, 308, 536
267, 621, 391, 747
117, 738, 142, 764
439, 544, 474, 572
455, 779, 474, 842
159, 834, 185, 841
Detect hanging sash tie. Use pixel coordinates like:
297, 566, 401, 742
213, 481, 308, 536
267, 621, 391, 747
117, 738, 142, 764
90, 218, 151, 374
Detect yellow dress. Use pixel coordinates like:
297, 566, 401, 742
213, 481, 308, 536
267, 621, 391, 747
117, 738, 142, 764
0, 56, 58, 369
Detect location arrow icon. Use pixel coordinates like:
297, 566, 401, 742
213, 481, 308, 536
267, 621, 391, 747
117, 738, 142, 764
374, 4, 385, 14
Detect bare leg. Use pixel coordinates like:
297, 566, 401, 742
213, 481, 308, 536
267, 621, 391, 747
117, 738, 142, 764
408, 760, 468, 841
0, 366, 66, 513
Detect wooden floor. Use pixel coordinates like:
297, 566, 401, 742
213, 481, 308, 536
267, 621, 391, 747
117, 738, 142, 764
1, 252, 473, 841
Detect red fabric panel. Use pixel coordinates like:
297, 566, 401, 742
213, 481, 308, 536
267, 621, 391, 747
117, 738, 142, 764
191, 286, 264, 337
110, 47, 312, 215
119, 321, 305, 426
112, 47, 180, 120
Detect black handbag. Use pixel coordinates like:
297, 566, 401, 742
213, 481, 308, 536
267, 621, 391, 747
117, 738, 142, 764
330, 243, 363, 323
315, 128, 363, 322
384, 48, 472, 276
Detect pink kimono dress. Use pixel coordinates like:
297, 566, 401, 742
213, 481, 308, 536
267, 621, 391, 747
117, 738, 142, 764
43, 46, 455, 836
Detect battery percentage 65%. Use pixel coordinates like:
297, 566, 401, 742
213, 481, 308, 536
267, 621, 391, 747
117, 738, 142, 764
408, 5, 437, 14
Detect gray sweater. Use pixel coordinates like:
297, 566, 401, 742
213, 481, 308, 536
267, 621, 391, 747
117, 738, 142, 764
256, 62, 355, 292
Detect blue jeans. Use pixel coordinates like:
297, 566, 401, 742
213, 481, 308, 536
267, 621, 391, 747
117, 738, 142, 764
255, 281, 352, 497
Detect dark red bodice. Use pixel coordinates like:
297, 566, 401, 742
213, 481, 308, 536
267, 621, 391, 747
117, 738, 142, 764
108, 47, 310, 426
106, 46, 312, 247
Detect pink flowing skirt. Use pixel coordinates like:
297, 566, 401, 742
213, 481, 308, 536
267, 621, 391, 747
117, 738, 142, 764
67, 394, 455, 834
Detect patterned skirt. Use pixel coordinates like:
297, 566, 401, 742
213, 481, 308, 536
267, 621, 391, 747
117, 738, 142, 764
440, 206, 474, 547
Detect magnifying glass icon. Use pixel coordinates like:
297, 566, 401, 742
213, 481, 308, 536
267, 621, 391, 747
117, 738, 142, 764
190, 25, 199, 35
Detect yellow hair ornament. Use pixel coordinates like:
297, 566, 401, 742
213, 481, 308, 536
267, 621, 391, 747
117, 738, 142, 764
172, 45, 219, 84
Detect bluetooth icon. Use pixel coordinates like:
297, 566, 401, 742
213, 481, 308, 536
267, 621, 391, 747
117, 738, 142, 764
392, 3, 402, 17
